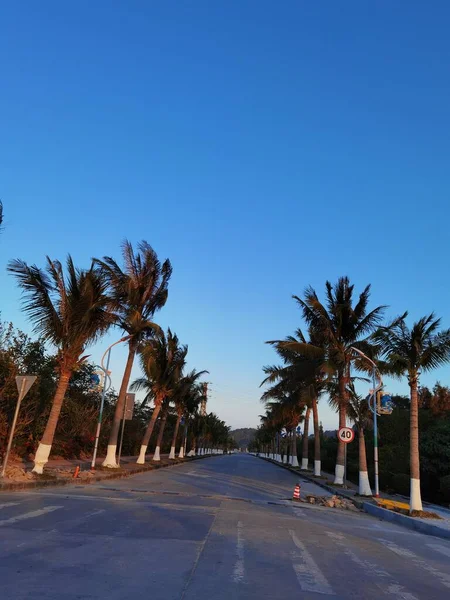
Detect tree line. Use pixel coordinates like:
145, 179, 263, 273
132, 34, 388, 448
254, 277, 450, 513
1, 233, 235, 473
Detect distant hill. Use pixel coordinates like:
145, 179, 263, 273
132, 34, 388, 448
323, 430, 337, 439
230, 428, 257, 450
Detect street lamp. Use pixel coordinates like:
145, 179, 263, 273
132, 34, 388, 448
350, 346, 383, 497
90, 336, 131, 470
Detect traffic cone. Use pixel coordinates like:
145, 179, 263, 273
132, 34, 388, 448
293, 483, 301, 501
73, 465, 80, 479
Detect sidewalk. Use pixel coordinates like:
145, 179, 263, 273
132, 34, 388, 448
256, 455, 450, 540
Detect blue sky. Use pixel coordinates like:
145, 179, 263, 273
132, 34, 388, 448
1, 2, 449, 430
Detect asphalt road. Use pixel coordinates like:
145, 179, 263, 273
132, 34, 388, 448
1, 454, 449, 599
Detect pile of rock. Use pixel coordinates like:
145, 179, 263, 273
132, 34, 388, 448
51, 468, 95, 480
3, 466, 35, 481
305, 494, 359, 511
77, 470, 95, 480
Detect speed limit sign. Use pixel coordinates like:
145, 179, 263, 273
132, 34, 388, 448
338, 427, 355, 444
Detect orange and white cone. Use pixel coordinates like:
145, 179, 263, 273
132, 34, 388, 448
293, 483, 301, 500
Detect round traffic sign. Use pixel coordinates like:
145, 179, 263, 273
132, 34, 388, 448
337, 427, 355, 444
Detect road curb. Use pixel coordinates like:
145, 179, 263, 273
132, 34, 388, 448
253, 455, 364, 509
363, 501, 450, 540
0, 454, 214, 493
253, 456, 450, 540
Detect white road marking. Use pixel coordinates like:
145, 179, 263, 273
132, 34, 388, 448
327, 532, 418, 600
184, 471, 210, 478
0, 502, 20, 510
17, 529, 58, 547
289, 530, 334, 595
427, 542, 450, 558
233, 520, 245, 583
379, 539, 450, 589
0, 506, 63, 527
58, 508, 106, 528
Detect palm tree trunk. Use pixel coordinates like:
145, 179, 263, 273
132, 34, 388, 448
291, 428, 299, 467
178, 423, 186, 458
103, 342, 137, 467
334, 404, 347, 484
33, 369, 71, 474
169, 414, 182, 459
152, 408, 168, 461
301, 407, 311, 469
136, 401, 163, 464
358, 428, 372, 496
188, 436, 197, 456
409, 375, 423, 512
334, 369, 349, 484
312, 396, 321, 476
283, 437, 289, 464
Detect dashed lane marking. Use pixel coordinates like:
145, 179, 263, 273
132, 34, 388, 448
289, 529, 334, 595
232, 520, 245, 583
0, 506, 63, 527
427, 542, 450, 558
379, 538, 450, 590
0, 502, 20, 510
327, 532, 418, 600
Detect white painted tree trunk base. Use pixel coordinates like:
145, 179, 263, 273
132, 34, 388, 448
178, 447, 184, 459
187, 450, 195, 457
359, 471, 372, 496
282, 456, 287, 464
291, 456, 299, 468
152, 446, 161, 461
168, 446, 176, 459
410, 478, 423, 512
102, 445, 119, 468
136, 445, 147, 464
32, 443, 52, 474
301, 458, 309, 470
334, 464, 344, 485
275, 454, 281, 462
314, 460, 321, 476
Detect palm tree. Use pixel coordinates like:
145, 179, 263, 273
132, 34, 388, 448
201, 413, 230, 454
261, 382, 305, 466
95, 240, 172, 467
374, 314, 450, 512
263, 328, 326, 475
8, 256, 112, 473
300, 406, 311, 470
291, 278, 385, 484
152, 398, 170, 461
131, 329, 187, 463
169, 372, 206, 459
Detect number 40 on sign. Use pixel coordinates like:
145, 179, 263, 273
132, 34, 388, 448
338, 427, 355, 443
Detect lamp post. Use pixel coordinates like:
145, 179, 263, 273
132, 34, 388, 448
90, 336, 131, 470
1, 376, 37, 478
350, 346, 382, 497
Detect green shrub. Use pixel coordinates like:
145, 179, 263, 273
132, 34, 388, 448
439, 475, 450, 502
390, 473, 410, 496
